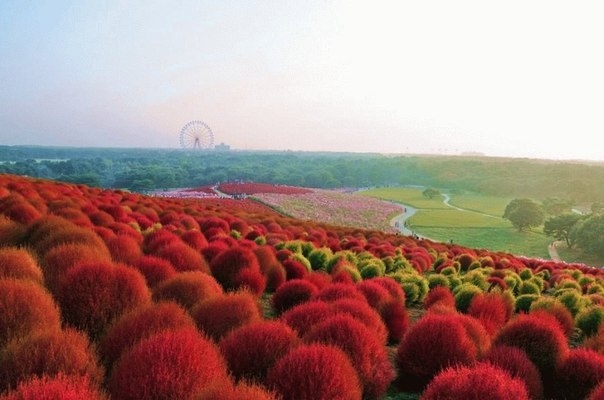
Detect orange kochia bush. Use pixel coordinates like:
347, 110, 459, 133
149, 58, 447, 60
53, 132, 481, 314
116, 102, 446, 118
0, 279, 61, 348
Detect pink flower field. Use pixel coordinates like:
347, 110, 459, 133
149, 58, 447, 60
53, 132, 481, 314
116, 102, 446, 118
254, 189, 402, 233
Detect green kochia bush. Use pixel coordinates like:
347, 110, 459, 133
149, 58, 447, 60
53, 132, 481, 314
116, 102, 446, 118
576, 305, 604, 337
515, 294, 540, 312
307, 247, 333, 271
453, 283, 483, 313
389, 272, 429, 305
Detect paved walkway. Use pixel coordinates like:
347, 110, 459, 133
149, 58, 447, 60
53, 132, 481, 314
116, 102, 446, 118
548, 241, 562, 261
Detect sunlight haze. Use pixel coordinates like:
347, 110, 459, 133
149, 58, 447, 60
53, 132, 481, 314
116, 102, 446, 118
1, 0, 603, 160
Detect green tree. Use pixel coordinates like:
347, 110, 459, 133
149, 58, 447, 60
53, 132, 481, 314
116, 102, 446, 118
542, 197, 574, 216
543, 212, 582, 248
422, 188, 441, 199
570, 214, 604, 257
503, 198, 545, 232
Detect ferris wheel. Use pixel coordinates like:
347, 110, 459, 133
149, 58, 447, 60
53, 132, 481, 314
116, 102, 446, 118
179, 120, 214, 150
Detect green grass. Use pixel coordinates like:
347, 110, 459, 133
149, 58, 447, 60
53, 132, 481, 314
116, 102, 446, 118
363, 187, 551, 259
447, 193, 512, 217
410, 209, 509, 228
361, 187, 449, 209
556, 245, 604, 267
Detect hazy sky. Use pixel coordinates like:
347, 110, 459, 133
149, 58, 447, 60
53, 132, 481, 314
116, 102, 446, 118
1, 1, 603, 160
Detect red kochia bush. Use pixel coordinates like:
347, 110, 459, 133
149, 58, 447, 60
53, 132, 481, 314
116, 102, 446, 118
209, 246, 266, 295
421, 362, 529, 400
57, 261, 151, 339
312, 282, 367, 304
105, 234, 143, 265
0, 193, 42, 224
281, 300, 334, 336
493, 312, 569, 398
468, 292, 510, 336
330, 298, 390, 345
132, 255, 177, 287
0, 373, 108, 400
108, 328, 230, 400
0, 328, 104, 392
152, 271, 223, 310
180, 229, 209, 251
0, 246, 44, 284
142, 228, 180, 253
0, 279, 61, 348
99, 301, 197, 368
218, 320, 299, 383
194, 381, 278, 400
303, 314, 395, 400
41, 242, 112, 294
555, 348, 604, 400
423, 286, 456, 310
266, 343, 362, 400
191, 290, 263, 341
396, 313, 479, 392
483, 345, 543, 400
154, 242, 211, 274
270, 279, 319, 314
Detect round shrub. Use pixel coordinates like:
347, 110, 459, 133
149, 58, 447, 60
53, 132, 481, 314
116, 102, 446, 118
99, 301, 196, 368
493, 312, 569, 395
194, 381, 278, 400
0, 246, 43, 283
556, 289, 587, 316
0, 279, 61, 348
515, 293, 540, 312
379, 299, 410, 344
468, 292, 510, 336
266, 343, 362, 400
191, 290, 263, 341
576, 305, 604, 337
270, 279, 319, 315
133, 255, 177, 287
330, 298, 391, 344
152, 270, 223, 310
453, 283, 483, 313
312, 282, 367, 304
142, 228, 180, 253
219, 320, 299, 383
57, 261, 151, 339
108, 328, 230, 400
371, 276, 406, 303
356, 279, 393, 310
155, 242, 211, 274
427, 273, 450, 289
391, 272, 430, 305
281, 300, 334, 336
421, 362, 529, 400
483, 345, 543, 400
209, 246, 266, 295
41, 242, 112, 293
180, 229, 208, 251
424, 286, 456, 310
105, 234, 143, 265
0, 328, 104, 392
0, 373, 108, 400
529, 297, 576, 338
396, 313, 479, 391
303, 313, 395, 400
556, 348, 604, 400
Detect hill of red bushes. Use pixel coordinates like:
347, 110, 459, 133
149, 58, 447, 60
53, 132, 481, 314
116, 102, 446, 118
2, 173, 604, 399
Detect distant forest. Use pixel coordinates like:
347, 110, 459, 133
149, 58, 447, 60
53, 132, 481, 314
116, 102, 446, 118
2, 145, 604, 205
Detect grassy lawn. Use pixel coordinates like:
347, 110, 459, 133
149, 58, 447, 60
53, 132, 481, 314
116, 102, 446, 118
556, 245, 604, 267
447, 193, 512, 217
363, 187, 551, 259
361, 187, 449, 209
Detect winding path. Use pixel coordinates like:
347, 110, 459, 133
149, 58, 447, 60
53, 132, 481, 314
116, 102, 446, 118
390, 193, 561, 261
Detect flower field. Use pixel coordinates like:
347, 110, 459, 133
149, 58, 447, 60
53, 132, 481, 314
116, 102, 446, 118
2, 173, 604, 399
254, 189, 403, 233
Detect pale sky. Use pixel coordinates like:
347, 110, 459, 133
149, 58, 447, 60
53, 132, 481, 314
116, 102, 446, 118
1, 1, 603, 160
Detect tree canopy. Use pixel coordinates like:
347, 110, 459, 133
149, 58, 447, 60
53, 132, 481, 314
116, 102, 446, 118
503, 198, 545, 232
543, 213, 583, 248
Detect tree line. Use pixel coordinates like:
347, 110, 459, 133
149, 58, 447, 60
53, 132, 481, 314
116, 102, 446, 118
2, 146, 604, 205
